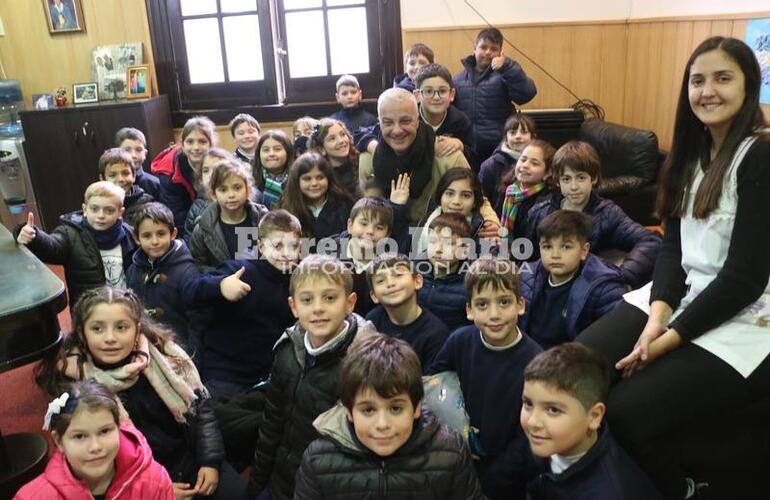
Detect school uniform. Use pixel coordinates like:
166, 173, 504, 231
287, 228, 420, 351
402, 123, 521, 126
135, 165, 162, 199
393, 73, 416, 92
418, 268, 471, 334
330, 105, 378, 136
122, 184, 155, 228
311, 196, 354, 241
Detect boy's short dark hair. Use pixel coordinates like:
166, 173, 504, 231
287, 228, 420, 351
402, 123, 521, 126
340, 334, 424, 411
404, 43, 434, 64
464, 257, 520, 301
290, 254, 354, 296
131, 202, 175, 234
365, 253, 415, 290
357, 177, 384, 198
98, 148, 134, 177
414, 63, 453, 89
228, 113, 261, 137
524, 342, 610, 410
115, 127, 146, 147
428, 212, 471, 239
537, 210, 593, 245
553, 140, 602, 183
258, 209, 302, 240
476, 27, 503, 47
349, 197, 393, 233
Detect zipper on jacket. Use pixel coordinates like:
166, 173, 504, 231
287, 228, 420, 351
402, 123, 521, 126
379, 460, 388, 497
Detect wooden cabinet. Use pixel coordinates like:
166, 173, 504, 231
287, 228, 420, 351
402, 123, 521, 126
20, 96, 173, 231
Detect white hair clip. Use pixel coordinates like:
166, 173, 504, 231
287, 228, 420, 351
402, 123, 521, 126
43, 392, 71, 431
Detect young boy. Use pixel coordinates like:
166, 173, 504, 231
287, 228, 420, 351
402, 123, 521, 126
126, 202, 202, 354
519, 210, 625, 349
329, 74, 377, 135
521, 343, 662, 499
15, 181, 136, 310
248, 254, 377, 500
115, 127, 160, 199
393, 42, 434, 92
428, 257, 542, 499
98, 147, 155, 228
453, 27, 537, 163
294, 334, 483, 499
365, 253, 449, 371
525, 141, 661, 288
417, 213, 473, 333
229, 113, 261, 163
182, 209, 301, 397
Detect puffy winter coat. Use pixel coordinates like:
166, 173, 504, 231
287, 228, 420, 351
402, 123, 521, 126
479, 146, 517, 209
293, 404, 484, 499
151, 145, 197, 229
14, 422, 174, 500
123, 184, 156, 228
525, 193, 661, 288
418, 268, 471, 334
249, 314, 377, 500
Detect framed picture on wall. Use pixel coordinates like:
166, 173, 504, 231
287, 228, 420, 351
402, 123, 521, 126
73, 82, 98, 104
126, 65, 152, 99
43, 0, 85, 34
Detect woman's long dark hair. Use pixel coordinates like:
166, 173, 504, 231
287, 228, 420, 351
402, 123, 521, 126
252, 130, 295, 191
656, 36, 766, 219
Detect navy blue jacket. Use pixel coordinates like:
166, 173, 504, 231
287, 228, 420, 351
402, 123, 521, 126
329, 105, 378, 136
313, 197, 354, 241
525, 193, 661, 288
182, 258, 295, 386
453, 55, 537, 162
519, 255, 625, 343
418, 268, 471, 334
479, 147, 517, 209
393, 73, 415, 92
126, 240, 202, 352
526, 425, 661, 500
135, 166, 161, 199
428, 326, 543, 499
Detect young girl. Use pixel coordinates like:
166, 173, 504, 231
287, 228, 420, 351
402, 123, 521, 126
308, 118, 360, 197
277, 152, 355, 241
253, 130, 294, 209
292, 115, 319, 155
479, 113, 537, 208
35, 287, 249, 500
183, 147, 230, 243
152, 116, 217, 229
14, 380, 175, 499
190, 158, 267, 272
498, 138, 555, 240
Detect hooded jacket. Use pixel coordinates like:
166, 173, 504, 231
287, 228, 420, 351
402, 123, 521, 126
249, 313, 377, 500
14, 422, 175, 500
150, 145, 197, 230
293, 404, 484, 499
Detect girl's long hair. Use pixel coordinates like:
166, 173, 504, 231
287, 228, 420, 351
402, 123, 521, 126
308, 117, 359, 173
252, 130, 295, 191
433, 167, 483, 214
277, 152, 354, 237
35, 286, 183, 396
656, 36, 766, 219
499, 139, 556, 191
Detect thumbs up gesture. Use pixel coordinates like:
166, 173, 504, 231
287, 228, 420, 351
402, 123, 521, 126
220, 266, 251, 302
491, 49, 507, 71
17, 212, 37, 245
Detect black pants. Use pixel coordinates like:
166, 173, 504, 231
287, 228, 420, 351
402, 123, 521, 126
576, 302, 770, 499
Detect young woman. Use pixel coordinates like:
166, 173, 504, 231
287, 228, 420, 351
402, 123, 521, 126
576, 36, 770, 498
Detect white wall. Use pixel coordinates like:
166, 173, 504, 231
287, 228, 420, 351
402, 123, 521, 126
629, 0, 769, 19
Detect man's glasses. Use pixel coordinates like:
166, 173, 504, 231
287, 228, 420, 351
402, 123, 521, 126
419, 88, 451, 98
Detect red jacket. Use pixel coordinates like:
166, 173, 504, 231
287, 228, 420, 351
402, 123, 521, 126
14, 422, 174, 500
150, 144, 197, 200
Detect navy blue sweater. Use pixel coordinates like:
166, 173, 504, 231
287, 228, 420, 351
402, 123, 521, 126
526, 425, 662, 500
428, 326, 543, 499
182, 258, 295, 386
329, 105, 378, 136
365, 305, 449, 372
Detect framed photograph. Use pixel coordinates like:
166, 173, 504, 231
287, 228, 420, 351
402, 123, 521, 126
72, 82, 99, 104
92, 43, 143, 100
126, 64, 152, 99
32, 94, 55, 110
43, 0, 85, 34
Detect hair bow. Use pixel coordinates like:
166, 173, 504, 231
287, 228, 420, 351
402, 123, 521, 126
43, 392, 71, 431
310, 123, 322, 142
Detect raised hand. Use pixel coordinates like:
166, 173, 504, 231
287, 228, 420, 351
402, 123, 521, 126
390, 173, 411, 205
16, 212, 37, 245
220, 266, 251, 302
491, 49, 507, 71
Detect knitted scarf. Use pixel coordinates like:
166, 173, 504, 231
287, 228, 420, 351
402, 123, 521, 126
262, 169, 287, 208
62, 334, 208, 423
500, 182, 546, 233
373, 120, 435, 200
80, 217, 128, 250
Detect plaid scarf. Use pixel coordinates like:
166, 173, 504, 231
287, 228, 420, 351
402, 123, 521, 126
500, 182, 546, 233
262, 170, 287, 208
62, 334, 207, 423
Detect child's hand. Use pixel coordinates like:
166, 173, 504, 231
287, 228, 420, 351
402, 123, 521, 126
16, 212, 36, 245
478, 220, 502, 240
172, 482, 198, 499
491, 49, 508, 71
220, 266, 251, 302
435, 136, 463, 157
194, 466, 219, 496
390, 173, 410, 205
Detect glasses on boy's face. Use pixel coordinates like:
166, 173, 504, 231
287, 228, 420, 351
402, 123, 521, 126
419, 88, 451, 99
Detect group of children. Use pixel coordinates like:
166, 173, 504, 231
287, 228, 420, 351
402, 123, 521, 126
12, 25, 668, 500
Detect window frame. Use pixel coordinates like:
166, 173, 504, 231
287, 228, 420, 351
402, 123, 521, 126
146, 0, 403, 126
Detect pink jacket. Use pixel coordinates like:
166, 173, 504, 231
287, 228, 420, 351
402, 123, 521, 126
14, 422, 174, 500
